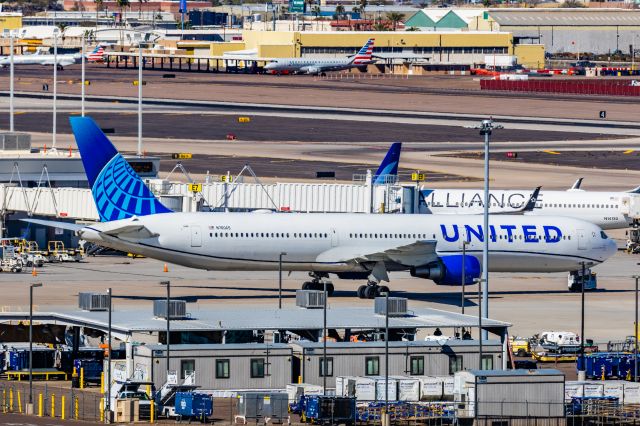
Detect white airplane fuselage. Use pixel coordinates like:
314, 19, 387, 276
0, 53, 79, 67
421, 189, 637, 230
79, 212, 616, 274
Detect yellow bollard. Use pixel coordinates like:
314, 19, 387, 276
17, 390, 21, 414
9, 388, 13, 412
80, 368, 84, 389
100, 372, 104, 393
38, 393, 43, 416
61, 396, 65, 420
75, 397, 79, 420
99, 398, 104, 422
150, 400, 154, 424
2, 389, 6, 413
51, 394, 55, 418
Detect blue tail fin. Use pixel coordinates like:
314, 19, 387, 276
373, 142, 402, 184
70, 116, 172, 222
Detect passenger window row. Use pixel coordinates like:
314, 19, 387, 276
210, 232, 329, 239
349, 233, 436, 239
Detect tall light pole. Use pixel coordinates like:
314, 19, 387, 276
384, 291, 389, 415
52, 27, 58, 151
81, 33, 86, 117
161, 281, 171, 374
477, 119, 502, 339
474, 277, 483, 369
461, 240, 469, 316
106, 288, 112, 424
9, 33, 14, 132
278, 252, 287, 309
29, 283, 42, 413
137, 42, 143, 157
635, 274, 639, 382
322, 279, 327, 394
579, 261, 586, 381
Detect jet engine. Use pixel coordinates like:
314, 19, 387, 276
410, 255, 481, 285
302, 66, 321, 75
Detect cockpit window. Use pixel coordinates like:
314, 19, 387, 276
600, 231, 608, 239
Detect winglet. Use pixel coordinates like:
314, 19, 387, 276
522, 186, 541, 212
569, 177, 583, 191
373, 142, 402, 185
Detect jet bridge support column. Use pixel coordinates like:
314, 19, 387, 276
365, 169, 373, 214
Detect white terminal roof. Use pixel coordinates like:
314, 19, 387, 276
0, 306, 511, 335
489, 9, 640, 26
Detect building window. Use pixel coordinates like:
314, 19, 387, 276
216, 359, 230, 379
365, 356, 380, 376
250, 358, 265, 378
410, 356, 424, 375
482, 355, 493, 370
320, 357, 334, 377
449, 355, 463, 374
180, 359, 195, 379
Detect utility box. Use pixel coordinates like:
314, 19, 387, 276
296, 290, 325, 309
374, 297, 408, 316
0, 132, 31, 151
153, 300, 187, 319
236, 392, 288, 423
79, 292, 110, 311
115, 399, 139, 423
454, 369, 565, 419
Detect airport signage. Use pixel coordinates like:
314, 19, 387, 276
289, 0, 305, 13
238, 117, 251, 123
411, 173, 426, 181
189, 183, 202, 193
172, 153, 193, 159
221, 175, 234, 182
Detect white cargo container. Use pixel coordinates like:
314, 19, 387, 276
397, 378, 421, 402
565, 382, 584, 400
442, 376, 455, 398
584, 383, 604, 397
419, 376, 444, 401
285, 383, 324, 403
603, 381, 625, 401
484, 55, 516, 68
373, 377, 398, 401
624, 382, 640, 404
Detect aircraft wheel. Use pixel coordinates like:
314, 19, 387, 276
364, 286, 377, 299
326, 283, 335, 296
302, 281, 313, 290
357, 285, 366, 299
378, 285, 390, 296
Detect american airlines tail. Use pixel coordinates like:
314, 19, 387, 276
87, 45, 106, 62
373, 142, 402, 185
351, 38, 375, 65
70, 116, 172, 222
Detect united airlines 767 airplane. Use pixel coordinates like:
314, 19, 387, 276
26, 118, 617, 298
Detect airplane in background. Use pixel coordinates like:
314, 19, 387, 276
263, 38, 375, 76
380, 144, 639, 230
373, 142, 401, 185
24, 117, 616, 299
0, 45, 105, 69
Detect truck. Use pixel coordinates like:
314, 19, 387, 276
510, 336, 532, 357
538, 331, 581, 354
568, 269, 597, 292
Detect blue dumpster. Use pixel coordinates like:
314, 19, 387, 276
175, 392, 213, 422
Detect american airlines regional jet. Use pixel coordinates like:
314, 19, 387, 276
26, 118, 617, 299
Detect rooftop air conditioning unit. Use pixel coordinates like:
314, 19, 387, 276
153, 300, 188, 319
374, 297, 408, 317
296, 290, 325, 309
79, 292, 110, 311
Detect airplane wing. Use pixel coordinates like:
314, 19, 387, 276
316, 240, 438, 268
21, 218, 85, 232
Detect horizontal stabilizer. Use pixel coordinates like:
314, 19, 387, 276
20, 218, 85, 232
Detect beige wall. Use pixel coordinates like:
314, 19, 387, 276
514, 43, 545, 69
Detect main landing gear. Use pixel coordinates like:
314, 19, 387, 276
302, 273, 334, 296
357, 281, 390, 299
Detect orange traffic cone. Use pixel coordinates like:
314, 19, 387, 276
163, 263, 168, 273
31, 267, 37, 277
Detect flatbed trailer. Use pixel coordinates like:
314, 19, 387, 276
5, 369, 68, 381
